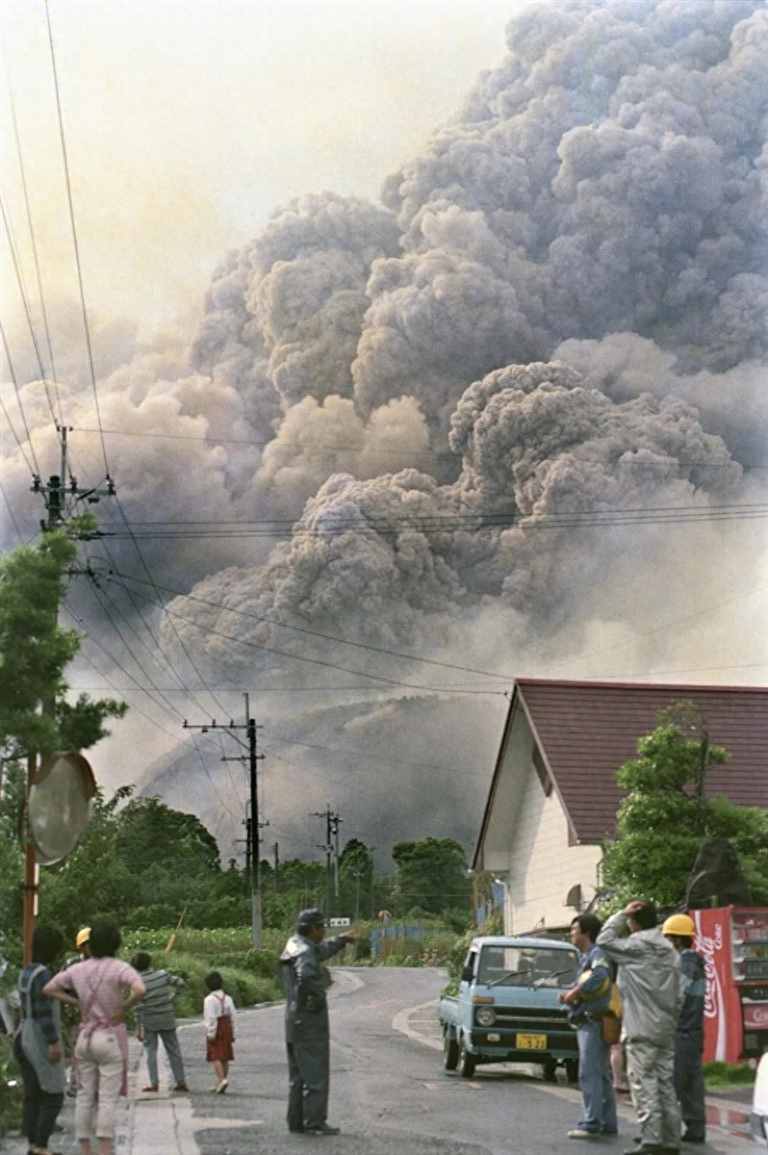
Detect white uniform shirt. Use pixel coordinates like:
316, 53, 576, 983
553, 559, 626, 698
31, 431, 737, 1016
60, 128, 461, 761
203, 990, 236, 1040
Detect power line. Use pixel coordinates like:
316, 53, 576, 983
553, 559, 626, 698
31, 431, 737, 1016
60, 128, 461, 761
104, 580, 508, 695
64, 596, 243, 825
107, 571, 515, 682
269, 731, 492, 780
96, 502, 768, 541
0, 316, 41, 477
0, 191, 59, 430
0, 475, 24, 542
66, 683, 503, 693
80, 575, 188, 724
109, 494, 240, 725
71, 424, 438, 461
66, 425, 768, 472
92, 533, 227, 726
43, 0, 109, 479
0, 380, 36, 477
62, 601, 184, 742
6, 74, 62, 424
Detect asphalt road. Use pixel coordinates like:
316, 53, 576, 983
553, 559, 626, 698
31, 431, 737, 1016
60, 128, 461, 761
165, 967, 746, 1155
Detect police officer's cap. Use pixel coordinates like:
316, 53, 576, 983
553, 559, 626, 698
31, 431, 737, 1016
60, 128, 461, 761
297, 907, 325, 931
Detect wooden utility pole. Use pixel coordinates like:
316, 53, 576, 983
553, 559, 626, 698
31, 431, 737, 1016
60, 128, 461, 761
24, 426, 115, 962
311, 804, 339, 914
186, 694, 267, 946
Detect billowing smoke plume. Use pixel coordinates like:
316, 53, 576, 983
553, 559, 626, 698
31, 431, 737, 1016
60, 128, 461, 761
4, 0, 768, 856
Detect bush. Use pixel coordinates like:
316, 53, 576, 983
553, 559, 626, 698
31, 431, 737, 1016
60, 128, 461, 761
0, 1035, 23, 1139
703, 1061, 755, 1086
156, 950, 281, 1019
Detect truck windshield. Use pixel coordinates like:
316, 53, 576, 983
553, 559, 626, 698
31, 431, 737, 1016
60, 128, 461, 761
477, 945, 579, 988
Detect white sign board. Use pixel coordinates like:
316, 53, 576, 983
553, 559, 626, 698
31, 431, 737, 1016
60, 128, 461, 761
328, 917, 351, 928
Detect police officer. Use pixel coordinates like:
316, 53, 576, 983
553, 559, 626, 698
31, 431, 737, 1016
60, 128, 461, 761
280, 909, 355, 1136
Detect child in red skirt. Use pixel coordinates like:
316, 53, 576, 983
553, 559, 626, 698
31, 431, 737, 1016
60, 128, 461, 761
203, 971, 235, 1093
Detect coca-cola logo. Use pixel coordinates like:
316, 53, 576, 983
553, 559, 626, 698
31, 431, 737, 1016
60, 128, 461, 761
695, 922, 723, 1021
744, 1004, 768, 1028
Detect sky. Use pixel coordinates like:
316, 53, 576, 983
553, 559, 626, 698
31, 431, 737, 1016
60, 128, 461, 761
3, 0, 768, 862
2, 0, 516, 339
0, 0, 519, 812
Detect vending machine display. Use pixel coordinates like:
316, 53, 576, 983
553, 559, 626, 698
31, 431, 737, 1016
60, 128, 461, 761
693, 907, 768, 1062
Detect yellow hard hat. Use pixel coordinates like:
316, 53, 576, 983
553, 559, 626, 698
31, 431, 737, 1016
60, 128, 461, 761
662, 913, 695, 937
75, 927, 91, 950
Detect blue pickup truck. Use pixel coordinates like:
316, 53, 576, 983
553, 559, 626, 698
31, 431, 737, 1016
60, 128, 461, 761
438, 934, 581, 1080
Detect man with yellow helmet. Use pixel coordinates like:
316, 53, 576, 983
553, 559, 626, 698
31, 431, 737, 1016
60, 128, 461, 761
662, 913, 706, 1145
74, 928, 91, 958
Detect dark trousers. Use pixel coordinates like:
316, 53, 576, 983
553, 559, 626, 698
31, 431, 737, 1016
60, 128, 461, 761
674, 1033, 706, 1141
286, 1038, 330, 1131
14, 1035, 64, 1148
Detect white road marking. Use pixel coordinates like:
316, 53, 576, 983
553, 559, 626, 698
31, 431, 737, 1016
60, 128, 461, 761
392, 998, 443, 1051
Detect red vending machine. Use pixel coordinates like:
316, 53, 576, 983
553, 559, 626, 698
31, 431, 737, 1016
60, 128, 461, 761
693, 907, 768, 1062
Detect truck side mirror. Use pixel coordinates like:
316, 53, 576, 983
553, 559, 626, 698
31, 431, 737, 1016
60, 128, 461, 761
461, 964, 474, 983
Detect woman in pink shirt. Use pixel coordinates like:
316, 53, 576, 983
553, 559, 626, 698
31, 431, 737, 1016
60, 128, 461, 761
44, 923, 144, 1155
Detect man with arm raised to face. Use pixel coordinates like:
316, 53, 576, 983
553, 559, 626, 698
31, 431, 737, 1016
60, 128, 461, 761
598, 901, 682, 1155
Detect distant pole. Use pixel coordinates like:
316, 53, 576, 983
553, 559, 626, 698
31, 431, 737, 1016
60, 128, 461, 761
311, 804, 335, 914
331, 812, 342, 900
245, 694, 262, 948
185, 695, 265, 946
273, 841, 279, 890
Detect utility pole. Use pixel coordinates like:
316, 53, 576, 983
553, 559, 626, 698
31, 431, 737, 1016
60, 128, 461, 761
311, 804, 339, 914
273, 841, 280, 891
184, 693, 267, 946
24, 426, 115, 963
330, 812, 342, 899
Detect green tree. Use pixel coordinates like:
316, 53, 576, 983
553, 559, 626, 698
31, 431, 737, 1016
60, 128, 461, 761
602, 704, 768, 907
39, 787, 135, 937
0, 529, 127, 953
0, 529, 126, 760
116, 796, 221, 874
339, 838, 374, 919
391, 837, 470, 916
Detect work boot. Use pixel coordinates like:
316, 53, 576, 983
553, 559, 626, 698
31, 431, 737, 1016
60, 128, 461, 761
304, 1122, 341, 1135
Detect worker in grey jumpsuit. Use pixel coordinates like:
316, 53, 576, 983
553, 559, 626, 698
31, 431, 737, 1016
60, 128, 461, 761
598, 900, 682, 1155
280, 908, 355, 1136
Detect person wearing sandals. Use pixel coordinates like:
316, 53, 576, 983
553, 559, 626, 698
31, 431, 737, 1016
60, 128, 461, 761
203, 972, 235, 1093
44, 922, 145, 1155
15, 925, 66, 1155
130, 952, 188, 1094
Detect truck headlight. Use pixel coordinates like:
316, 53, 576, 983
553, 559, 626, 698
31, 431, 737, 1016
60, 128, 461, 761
476, 1007, 496, 1027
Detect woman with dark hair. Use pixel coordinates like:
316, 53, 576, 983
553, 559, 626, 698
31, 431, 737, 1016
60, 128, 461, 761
44, 922, 144, 1155
15, 925, 65, 1155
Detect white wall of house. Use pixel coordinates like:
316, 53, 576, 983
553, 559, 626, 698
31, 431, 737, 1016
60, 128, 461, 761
478, 700, 602, 932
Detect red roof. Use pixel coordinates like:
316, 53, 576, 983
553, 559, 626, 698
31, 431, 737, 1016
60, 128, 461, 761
486, 679, 768, 851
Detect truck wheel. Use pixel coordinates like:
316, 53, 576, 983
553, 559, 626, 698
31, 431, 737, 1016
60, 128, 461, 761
566, 1060, 579, 1084
458, 1038, 476, 1078
443, 1030, 459, 1071
542, 1059, 558, 1082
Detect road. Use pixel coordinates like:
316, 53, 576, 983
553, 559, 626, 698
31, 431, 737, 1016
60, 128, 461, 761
138, 966, 752, 1155
7, 967, 750, 1155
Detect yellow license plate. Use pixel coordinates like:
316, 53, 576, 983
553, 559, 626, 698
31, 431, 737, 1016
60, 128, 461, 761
515, 1033, 547, 1050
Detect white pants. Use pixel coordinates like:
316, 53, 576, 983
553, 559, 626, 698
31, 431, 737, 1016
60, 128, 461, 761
75, 1028, 123, 1140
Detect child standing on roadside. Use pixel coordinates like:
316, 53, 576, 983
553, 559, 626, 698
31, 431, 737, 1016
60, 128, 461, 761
203, 972, 235, 1094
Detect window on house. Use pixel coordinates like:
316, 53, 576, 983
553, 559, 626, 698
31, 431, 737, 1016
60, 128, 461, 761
532, 743, 553, 796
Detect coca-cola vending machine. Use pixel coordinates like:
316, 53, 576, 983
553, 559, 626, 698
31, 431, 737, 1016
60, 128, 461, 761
693, 907, 768, 1063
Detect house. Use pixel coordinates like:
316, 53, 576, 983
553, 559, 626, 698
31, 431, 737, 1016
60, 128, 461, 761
472, 679, 768, 934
